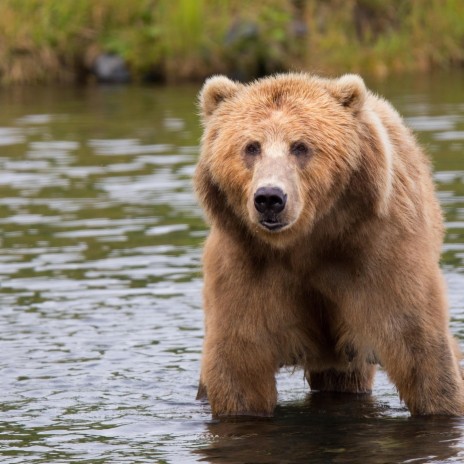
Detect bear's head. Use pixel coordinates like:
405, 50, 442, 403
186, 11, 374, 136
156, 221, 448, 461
195, 73, 380, 248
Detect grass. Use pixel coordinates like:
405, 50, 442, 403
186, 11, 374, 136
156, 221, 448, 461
0, 0, 463, 85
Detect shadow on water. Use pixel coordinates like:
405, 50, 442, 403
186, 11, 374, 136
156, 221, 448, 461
198, 393, 464, 463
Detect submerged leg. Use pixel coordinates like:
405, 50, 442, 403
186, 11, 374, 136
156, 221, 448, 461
308, 365, 376, 394
200, 335, 278, 416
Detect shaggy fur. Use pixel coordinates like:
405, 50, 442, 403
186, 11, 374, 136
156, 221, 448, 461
194, 72, 464, 417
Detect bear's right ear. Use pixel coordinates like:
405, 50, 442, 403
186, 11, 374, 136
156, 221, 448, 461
199, 75, 241, 120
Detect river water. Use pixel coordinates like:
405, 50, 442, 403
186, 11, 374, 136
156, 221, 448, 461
1, 72, 464, 463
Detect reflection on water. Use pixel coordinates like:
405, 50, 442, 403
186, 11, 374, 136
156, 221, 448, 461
199, 395, 464, 464
0, 72, 464, 463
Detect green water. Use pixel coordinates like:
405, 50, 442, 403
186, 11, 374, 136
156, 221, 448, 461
1, 72, 464, 463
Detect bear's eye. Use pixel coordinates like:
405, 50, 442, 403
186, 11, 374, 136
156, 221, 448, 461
290, 141, 310, 157
244, 141, 261, 156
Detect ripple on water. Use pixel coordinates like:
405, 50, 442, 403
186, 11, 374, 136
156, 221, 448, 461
435, 130, 464, 141
0, 127, 25, 146
1, 81, 464, 463
89, 138, 173, 156
405, 114, 460, 131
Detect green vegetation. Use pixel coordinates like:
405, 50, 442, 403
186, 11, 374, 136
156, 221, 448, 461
1, 0, 463, 85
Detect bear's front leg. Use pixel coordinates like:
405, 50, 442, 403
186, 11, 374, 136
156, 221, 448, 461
200, 333, 278, 417
197, 232, 287, 417
379, 326, 464, 415
358, 272, 464, 415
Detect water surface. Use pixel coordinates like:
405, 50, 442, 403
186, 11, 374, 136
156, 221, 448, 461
1, 72, 464, 463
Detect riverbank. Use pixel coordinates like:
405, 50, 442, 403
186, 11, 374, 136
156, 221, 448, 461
1, 0, 463, 85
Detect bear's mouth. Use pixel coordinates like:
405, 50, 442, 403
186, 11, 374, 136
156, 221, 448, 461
260, 220, 286, 231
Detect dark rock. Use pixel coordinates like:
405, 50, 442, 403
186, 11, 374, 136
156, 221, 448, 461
225, 20, 259, 47
290, 18, 308, 38
93, 53, 131, 84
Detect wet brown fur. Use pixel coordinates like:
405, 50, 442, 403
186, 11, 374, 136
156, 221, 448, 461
194, 73, 464, 417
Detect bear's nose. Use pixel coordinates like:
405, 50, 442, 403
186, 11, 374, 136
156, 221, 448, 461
254, 187, 287, 214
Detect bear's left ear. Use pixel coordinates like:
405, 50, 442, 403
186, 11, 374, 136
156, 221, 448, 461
199, 75, 241, 120
329, 74, 367, 112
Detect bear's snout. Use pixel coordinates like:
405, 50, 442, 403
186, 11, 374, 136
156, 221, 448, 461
254, 186, 287, 214
254, 186, 287, 230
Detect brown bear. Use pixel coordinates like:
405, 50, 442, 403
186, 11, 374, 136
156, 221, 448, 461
194, 72, 464, 417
